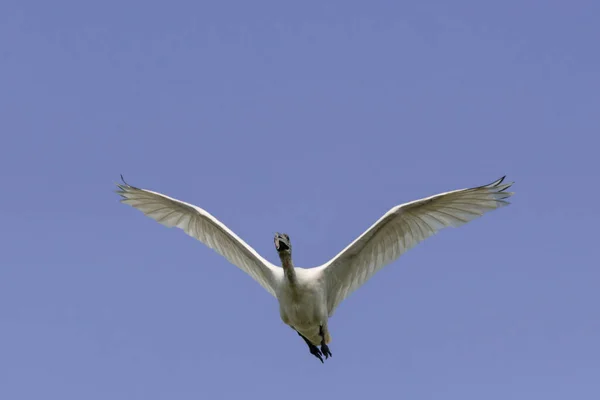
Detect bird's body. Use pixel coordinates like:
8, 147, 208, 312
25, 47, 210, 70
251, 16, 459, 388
116, 175, 514, 363
276, 268, 329, 345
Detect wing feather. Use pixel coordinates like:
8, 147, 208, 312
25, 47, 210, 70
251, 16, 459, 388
319, 176, 514, 315
116, 177, 281, 296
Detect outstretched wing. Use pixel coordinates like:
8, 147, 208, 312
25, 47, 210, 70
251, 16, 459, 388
116, 177, 282, 296
319, 176, 514, 315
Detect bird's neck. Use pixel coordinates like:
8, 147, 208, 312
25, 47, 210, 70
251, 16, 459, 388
279, 252, 297, 285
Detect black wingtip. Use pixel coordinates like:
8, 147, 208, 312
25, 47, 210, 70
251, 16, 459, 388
120, 174, 129, 186
499, 182, 514, 192
477, 175, 511, 191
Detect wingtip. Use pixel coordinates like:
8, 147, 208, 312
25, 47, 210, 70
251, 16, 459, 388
495, 175, 506, 186
478, 175, 515, 192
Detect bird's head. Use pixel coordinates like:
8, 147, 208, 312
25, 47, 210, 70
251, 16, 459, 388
274, 232, 292, 254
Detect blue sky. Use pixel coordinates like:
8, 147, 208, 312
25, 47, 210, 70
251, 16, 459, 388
1, 1, 598, 399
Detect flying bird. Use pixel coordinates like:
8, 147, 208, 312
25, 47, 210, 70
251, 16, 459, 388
116, 175, 514, 363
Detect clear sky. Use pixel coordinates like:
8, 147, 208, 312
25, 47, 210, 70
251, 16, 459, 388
1, 1, 598, 399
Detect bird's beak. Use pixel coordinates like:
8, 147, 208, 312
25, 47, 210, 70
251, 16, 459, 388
275, 236, 289, 251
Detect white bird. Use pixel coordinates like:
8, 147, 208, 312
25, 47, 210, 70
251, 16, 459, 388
116, 175, 514, 363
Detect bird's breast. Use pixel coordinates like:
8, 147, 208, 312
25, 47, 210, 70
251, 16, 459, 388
277, 281, 325, 329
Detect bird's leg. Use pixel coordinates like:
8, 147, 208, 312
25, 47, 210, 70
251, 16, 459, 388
296, 331, 323, 363
319, 325, 332, 359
